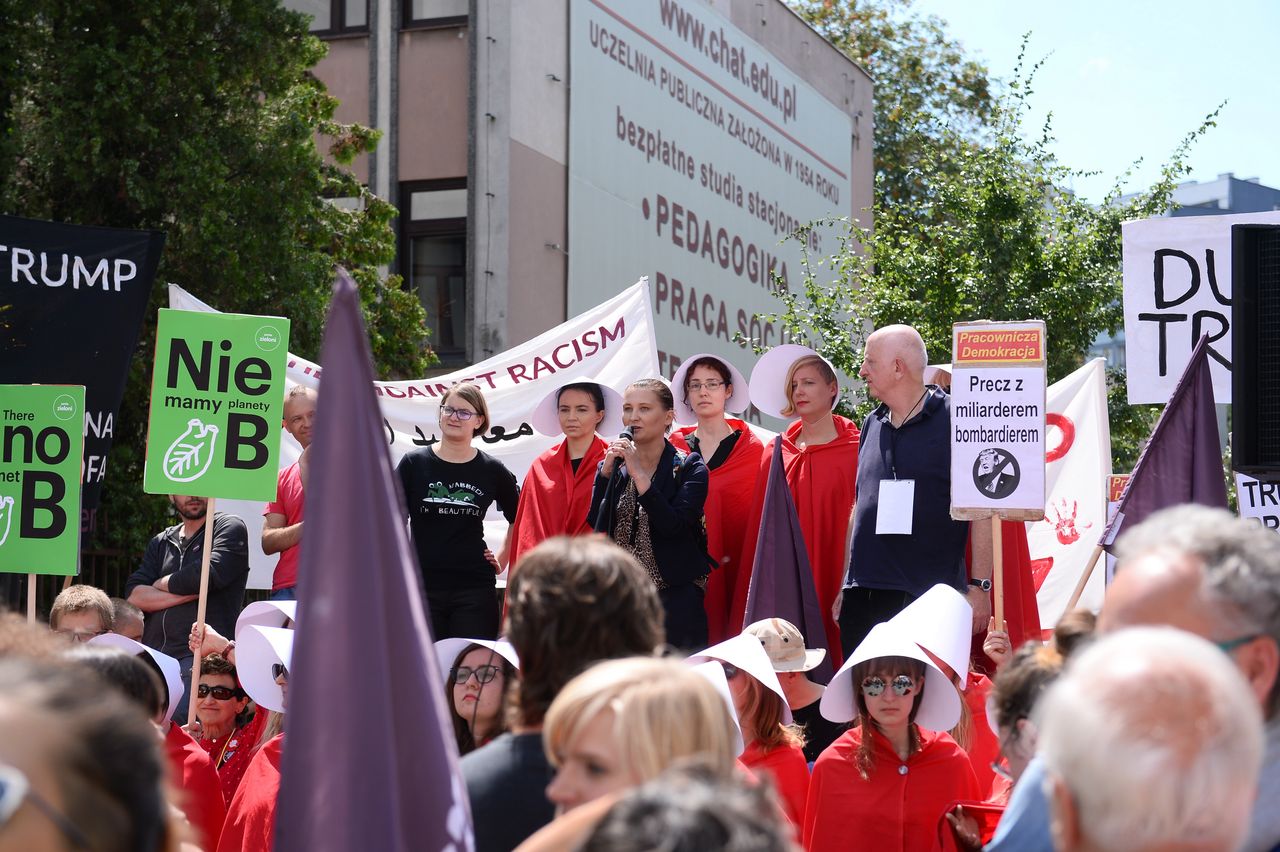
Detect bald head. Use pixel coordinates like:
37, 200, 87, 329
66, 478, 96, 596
1099, 550, 1220, 638
859, 324, 928, 412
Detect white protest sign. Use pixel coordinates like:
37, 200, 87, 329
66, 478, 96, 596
171, 279, 660, 589
1235, 472, 1280, 532
950, 321, 1047, 520
1122, 210, 1280, 404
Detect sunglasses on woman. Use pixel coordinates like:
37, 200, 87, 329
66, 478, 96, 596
272, 663, 289, 681
454, 664, 502, 685
721, 663, 740, 680
0, 763, 90, 849
861, 675, 917, 697
197, 684, 245, 701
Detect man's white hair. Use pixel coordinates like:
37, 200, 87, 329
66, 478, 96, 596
1038, 626, 1264, 852
869, 324, 928, 377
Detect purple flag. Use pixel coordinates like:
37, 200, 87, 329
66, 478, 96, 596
743, 439, 835, 683
1101, 334, 1228, 552
275, 272, 473, 851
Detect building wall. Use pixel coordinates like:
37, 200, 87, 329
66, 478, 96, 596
398, 27, 469, 181
316, 35, 372, 184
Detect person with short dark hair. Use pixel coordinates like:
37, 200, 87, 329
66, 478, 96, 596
462, 535, 665, 852
588, 379, 711, 649
508, 381, 619, 571
49, 584, 114, 642
111, 596, 145, 642
261, 385, 317, 601
191, 652, 266, 804
396, 383, 520, 640
125, 495, 249, 721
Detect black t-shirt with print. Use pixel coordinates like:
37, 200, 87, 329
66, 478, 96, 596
396, 446, 519, 590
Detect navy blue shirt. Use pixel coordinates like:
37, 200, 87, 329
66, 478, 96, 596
845, 387, 969, 595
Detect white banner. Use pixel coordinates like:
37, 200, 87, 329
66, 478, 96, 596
170, 279, 659, 589
1122, 210, 1280, 404
1026, 359, 1111, 627
1235, 472, 1280, 532
568, 0, 853, 391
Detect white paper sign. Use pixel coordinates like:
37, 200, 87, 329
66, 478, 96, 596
950, 322, 1047, 517
1122, 210, 1280, 404
1235, 472, 1280, 532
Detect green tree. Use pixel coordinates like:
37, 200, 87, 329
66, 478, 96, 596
789, 0, 994, 209
756, 50, 1215, 445
1, 0, 433, 555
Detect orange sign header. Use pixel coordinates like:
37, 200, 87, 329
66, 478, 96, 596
954, 323, 1045, 365
1107, 474, 1130, 503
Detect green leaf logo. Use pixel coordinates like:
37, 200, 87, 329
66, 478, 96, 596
0, 495, 12, 546
163, 418, 220, 483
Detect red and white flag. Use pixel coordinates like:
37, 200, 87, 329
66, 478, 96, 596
1026, 358, 1111, 629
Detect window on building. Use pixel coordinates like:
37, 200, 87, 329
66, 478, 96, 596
283, 0, 367, 35
402, 181, 468, 363
403, 0, 467, 29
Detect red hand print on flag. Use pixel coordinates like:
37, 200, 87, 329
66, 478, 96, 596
1049, 498, 1092, 545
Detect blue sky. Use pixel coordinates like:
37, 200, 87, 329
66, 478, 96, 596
906, 0, 1278, 203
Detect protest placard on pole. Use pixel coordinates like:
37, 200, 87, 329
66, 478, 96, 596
143, 308, 289, 725
951, 321, 1048, 630
0, 385, 85, 618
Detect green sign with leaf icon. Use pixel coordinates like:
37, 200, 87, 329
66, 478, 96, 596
0, 384, 85, 575
143, 309, 289, 500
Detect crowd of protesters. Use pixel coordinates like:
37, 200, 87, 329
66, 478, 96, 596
2, 324, 1278, 852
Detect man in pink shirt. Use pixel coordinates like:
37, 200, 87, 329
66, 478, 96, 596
263, 386, 316, 600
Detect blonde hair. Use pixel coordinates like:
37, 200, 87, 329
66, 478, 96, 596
441, 382, 490, 435
544, 658, 737, 783
780, 355, 837, 418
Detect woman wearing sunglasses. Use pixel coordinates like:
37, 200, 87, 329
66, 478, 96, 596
434, 638, 520, 755
191, 653, 266, 805
668, 354, 765, 645
396, 382, 521, 641
804, 622, 978, 851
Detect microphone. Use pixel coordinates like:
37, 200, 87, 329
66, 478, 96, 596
619, 426, 634, 442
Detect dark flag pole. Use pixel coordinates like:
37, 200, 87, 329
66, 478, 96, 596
274, 271, 473, 851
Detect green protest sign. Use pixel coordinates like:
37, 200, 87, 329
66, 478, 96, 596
143, 309, 290, 501
0, 385, 85, 576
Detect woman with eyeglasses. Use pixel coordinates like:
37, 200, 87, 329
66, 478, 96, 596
668, 355, 766, 645
508, 382, 621, 571
396, 382, 521, 640
804, 623, 977, 851
435, 638, 520, 755
587, 379, 711, 650
191, 653, 266, 805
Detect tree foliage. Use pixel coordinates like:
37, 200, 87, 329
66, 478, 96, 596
1, 0, 433, 554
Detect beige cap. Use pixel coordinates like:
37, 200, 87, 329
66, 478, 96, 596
744, 618, 826, 673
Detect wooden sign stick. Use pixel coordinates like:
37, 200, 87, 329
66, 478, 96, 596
186, 496, 217, 729
991, 516, 1005, 632
26, 574, 36, 624
1062, 544, 1105, 615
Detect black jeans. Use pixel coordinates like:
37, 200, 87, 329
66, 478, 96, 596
427, 586, 500, 641
660, 584, 708, 652
837, 587, 916, 660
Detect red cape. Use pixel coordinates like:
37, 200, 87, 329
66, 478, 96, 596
216, 734, 284, 852
969, 521, 1042, 673
197, 711, 268, 806
804, 726, 978, 852
731, 415, 859, 667
961, 673, 1001, 801
671, 421, 766, 643
741, 739, 810, 827
508, 435, 607, 569
164, 722, 225, 851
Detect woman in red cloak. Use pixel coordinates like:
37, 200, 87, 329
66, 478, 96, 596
805, 623, 977, 852
730, 345, 859, 667
508, 382, 623, 571
669, 354, 766, 644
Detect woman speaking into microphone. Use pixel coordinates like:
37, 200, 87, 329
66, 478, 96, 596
587, 379, 711, 650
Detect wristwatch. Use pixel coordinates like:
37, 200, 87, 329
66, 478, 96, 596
968, 578, 992, 593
